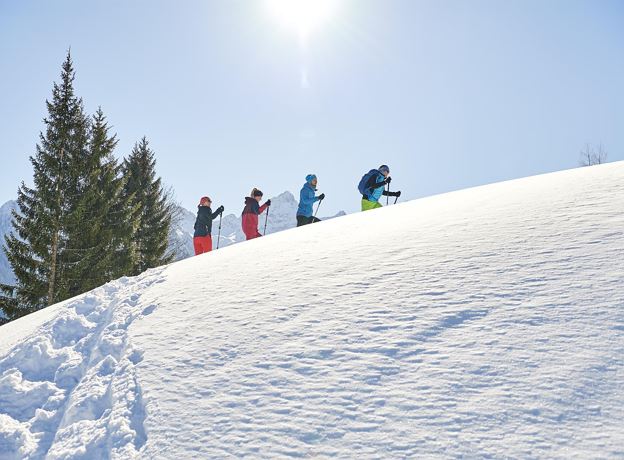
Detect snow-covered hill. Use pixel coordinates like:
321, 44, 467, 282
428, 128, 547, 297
0, 163, 623, 459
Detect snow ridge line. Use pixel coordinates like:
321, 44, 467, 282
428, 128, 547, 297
0, 267, 165, 460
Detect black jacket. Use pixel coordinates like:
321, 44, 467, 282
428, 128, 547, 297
194, 206, 220, 237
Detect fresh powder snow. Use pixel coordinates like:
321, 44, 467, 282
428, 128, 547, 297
0, 163, 623, 458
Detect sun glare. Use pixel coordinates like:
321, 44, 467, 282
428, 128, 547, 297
267, 0, 337, 40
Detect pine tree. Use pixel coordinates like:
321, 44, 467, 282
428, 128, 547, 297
122, 137, 173, 275
2, 51, 90, 319
62, 108, 139, 295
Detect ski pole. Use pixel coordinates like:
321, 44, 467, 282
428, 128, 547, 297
394, 195, 399, 205
386, 183, 390, 206
216, 213, 222, 249
314, 197, 323, 218
263, 204, 270, 235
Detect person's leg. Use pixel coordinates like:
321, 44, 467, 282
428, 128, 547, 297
296, 215, 308, 227
194, 236, 211, 254
193, 237, 203, 255
312, 217, 321, 223
361, 199, 382, 211
200, 236, 210, 254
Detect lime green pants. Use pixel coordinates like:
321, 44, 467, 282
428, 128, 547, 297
361, 199, 383, 212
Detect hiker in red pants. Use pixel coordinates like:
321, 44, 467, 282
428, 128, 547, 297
193, 196, 224, 255
241, 188, 271, 240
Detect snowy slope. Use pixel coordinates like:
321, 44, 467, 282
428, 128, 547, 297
0, 163, 623, 459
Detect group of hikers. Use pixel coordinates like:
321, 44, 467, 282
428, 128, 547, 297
193, 164, 402, 255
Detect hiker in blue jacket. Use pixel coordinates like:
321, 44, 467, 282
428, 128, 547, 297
297, 174, 325, 227
359, 165, 401, 211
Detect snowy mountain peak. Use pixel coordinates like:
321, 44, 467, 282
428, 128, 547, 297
0, 201, 17, 286
273, 190, 297, 203
0, 200, 16, 215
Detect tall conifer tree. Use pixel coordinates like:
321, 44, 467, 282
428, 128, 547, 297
63, 108, 138, 295
2, 51, 90, 319
122, 137, 173, 275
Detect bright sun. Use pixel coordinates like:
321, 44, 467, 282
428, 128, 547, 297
267, 0, 337, 39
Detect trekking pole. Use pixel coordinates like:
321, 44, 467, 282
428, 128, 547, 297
263, 205, 270, 235
216, 213, 222, 249
314, 197, 323, 218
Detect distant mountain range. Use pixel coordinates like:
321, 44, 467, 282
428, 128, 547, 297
1, 191, 345, 286
0, 200, 17, 286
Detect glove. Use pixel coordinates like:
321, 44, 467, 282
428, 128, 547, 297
393, 191, 401, 197
318, 193, 325, 201
265, 199, 271, 207
216, 205, 224, 215
385, 176, 392, 185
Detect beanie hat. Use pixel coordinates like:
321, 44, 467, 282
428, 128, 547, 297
251, 188, 263, 197
306, 174, 317, 183
379, 165, 390, 174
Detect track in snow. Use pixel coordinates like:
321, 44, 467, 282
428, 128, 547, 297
0, 268, 165, 460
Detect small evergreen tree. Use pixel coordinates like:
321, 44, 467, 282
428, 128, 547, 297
122, 137, 173, 275
2, 51, 90, 319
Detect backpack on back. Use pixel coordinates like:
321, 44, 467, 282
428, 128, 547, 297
358, 169, 379, 196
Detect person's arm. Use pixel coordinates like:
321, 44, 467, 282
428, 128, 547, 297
367, 174, 388, 192
258, 202, 269, 214
383, 190, 401, 197
211, 205, 224, 219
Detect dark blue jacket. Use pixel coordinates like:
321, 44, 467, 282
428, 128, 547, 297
194, 206, 220, 237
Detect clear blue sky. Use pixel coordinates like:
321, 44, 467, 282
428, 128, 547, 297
1, 0, 622, 215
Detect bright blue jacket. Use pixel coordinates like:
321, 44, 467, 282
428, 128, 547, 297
297, 182, 320, 217
366, 171, 386, 203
